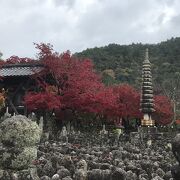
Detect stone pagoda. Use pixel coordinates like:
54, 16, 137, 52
140, 48, 155, 126
130, 49, 162, 143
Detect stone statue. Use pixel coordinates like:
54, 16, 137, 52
4, 107, 11, 118
70, 126, 75, 135
61, 126, 68, 136
39, 116, 44, 131
0, 115, 41, 179
0, 107, 11, 123
31, 112, 38, 122
74, 159, 87, 180
100, 125, 108, 146
61, 126, 68, 143
100, 124, 108, 135
172, 134, 180, 163
171, 133, 180, 180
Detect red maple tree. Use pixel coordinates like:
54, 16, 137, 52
113, 84, 142, 119
79, 87, 120, 116
24, 91, 61, 111
154, 95, 173, 125
24, 44, 104, 116
6, 56, 35, 64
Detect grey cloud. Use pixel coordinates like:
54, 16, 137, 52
75, 0, 180, 48
54, 0, 76, 8
0, 0, 179, 58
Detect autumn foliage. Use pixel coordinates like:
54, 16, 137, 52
21, 43, 174, 125
153, 95, 173, 125
0, 56, 35, 66
24, 92, 61, 111
112, 84, 142, 119
0, 93, 5, 110
79, 87, 119, 116
25, 44, 104, 113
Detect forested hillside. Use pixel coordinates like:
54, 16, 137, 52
76, 37, 180, 99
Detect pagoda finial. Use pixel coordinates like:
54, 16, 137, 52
145, 48, 149, 62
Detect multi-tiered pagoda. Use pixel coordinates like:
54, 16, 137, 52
141, 48, 155, 126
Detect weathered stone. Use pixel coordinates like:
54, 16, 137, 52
0, 170, 11, 180
30, 166, 40, 180
76, 159, 87, 171
171, 164, 180, 180
0, 115, 41, 148
16, 169, 32, 180
139, 173, 148, 179
40, 176, 51, 180
42, 161, 55, 177
171, 134, 180, 180
57, 167, 71, 179
156, 168, 165, 178
0, 115, 41, 171
52, 173, 60, 180
11, 173, 19, 180
111, 168, 126, 180
100, 163, 111, 170
0, 168, 39, 180
102, 169, 111, 180
126, 170, 137, 180
88, 169, 102, 180
172, 133, 180, 164
1, 147, 37, 169
74, 169, 87, 180
163, 171, 172, 180
62, 176, 73, 180
151, 176, 164, 180
0, 169, 4, 179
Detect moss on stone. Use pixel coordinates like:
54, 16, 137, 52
11, 147, 37, 170
2, 152, 11, 162
0, 170, 4, 178
0, 115, 41, 147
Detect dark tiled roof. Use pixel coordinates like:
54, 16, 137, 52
0, 63, 44, 77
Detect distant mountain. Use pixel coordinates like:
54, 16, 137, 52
76, 37, 180, 96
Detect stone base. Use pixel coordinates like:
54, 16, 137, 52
138, 126, 157, 133
130, 126, 163, 144
0, 145, 37, 170
138, 126, 163, 140
171, 165, 180, 180
141, 119, 155, 126
0, 166, 39, 180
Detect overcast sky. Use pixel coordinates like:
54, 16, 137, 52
0, 0, 180, 59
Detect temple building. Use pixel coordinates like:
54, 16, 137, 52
0, 63, 44, 115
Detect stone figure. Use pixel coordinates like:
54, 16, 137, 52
100, 125, 108, 135
0, 107, 11, 123
100, 125, 108, 146
172, 134, 180, 163
4, 107, 11, 118
39, 116, 44, 132
70, 126, 75, 135
28, 112, 37, 122
61, 126, 68, 136
0, 115, 41, 179
171, 133, 180, 180
74, 159, 87, 180
61, 126, 68, 143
